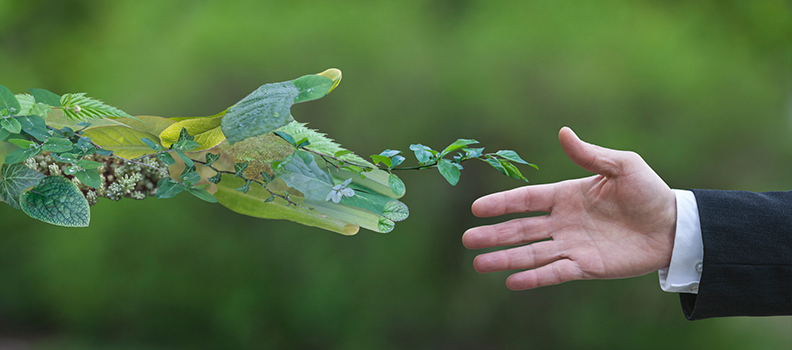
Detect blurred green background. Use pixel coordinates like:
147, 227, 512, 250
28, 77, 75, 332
1, 0, 790, 349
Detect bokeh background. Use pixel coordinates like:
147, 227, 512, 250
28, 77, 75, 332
1, 0, 790, 349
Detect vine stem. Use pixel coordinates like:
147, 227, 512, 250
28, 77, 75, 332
272, 132, 479, 173
300, 147, 441, 171
300, 147, 483, 172
190, 158, 310, 209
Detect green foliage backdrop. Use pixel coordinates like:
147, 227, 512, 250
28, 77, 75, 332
1, 0, 790, 348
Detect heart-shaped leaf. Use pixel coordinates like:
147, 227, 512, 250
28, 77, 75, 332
20, 175, 90, 227
0, 163, 45, 209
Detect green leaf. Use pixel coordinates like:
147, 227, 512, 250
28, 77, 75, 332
275, 155, 334, 200
495, 150, 534, 167
236, 179, 253, 194
75, 168, 102, 188
8, 138, 35, 149
382, 200, 410, 222
234, 161, 249, 177
158, 152, 175, 165
500, 160, 529, 182
222, 81, 298, 144
370, 155, 392, 168
60, 93, 134, 121
178, 127, 195, 141
173, 139, 200, 151
440, 139, 478, 157
156, 178, 185, 199
377, 217, 395, 234
208, 172, 222, 184
13, 93, 34, 115
463, 147, 485, 159
260, 171, 272, 184
53, 152, 78, 163
141, 137, 160, 150
379, 149, 401, 158
4, 147, 41, 164
0, 163, 45, 209
20, 176, 90, 227
222, 71, 340, 145
76, 159, 103, 169
187, 186, 218, 203
30, 103, 55, 118
292, 74, 334, 104
81, 126, 160, 159
1, 118, 22, 134
276, 152, 295, 170
18, 115, 51, 141
484, 157, 507, 175
334, 150, 352, 158
409, 144, 435, 164
74, 136, 95, 155
437, 159, 461, 186
180, 170, 201, 186
30, 88, 61, 107
64, 165, 78, 175
0, 85, 21, 116
296, 150, 314, 165
205, 152, 220, 167
391, 155, 405, 168
295, 138, 310, 149
273, 131, 296, 145
174, 150, 194, 168
388, 173, 406, 197
0, 129, 9, 141
42, 138, 74, 153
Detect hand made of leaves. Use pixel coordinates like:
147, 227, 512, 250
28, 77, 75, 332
0, 69, 535, 234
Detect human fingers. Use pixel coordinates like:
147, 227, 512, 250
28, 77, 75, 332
471, 183, 558, 217
558, 127, 640, 177
472, 241, 560, 273
505, 259, 582, 290
462, 216, 553, 249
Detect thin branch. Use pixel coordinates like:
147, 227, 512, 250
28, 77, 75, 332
191, 158, 311, 209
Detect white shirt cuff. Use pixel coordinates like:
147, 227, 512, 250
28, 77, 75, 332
658, 189, 704, 294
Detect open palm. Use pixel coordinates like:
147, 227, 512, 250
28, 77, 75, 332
463, 127, 677, 290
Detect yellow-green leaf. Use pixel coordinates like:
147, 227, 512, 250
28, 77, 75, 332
82, 126, 161, 159
113, 115, 177, 136
316, 68, 342, 94
159, 114, 225, 151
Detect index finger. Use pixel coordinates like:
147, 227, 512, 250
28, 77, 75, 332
471, 183, 558, 217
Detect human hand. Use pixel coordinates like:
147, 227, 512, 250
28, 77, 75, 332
463, 127, 677, 290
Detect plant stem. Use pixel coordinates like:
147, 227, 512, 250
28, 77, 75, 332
190, 157, 309, 209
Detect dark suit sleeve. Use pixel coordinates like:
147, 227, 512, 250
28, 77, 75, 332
680, 190, 792, 320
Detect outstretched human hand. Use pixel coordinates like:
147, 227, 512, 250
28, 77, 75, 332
463, 127, 677, 290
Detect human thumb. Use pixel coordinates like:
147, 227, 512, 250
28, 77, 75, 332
558, 127, 636, 177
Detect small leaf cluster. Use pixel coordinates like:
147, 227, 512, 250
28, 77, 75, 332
365, 139, 535, 187
146, 128, 298, 206
369, 149, 406, 196
0, 85, 123, 227
141, 128, 216, 203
